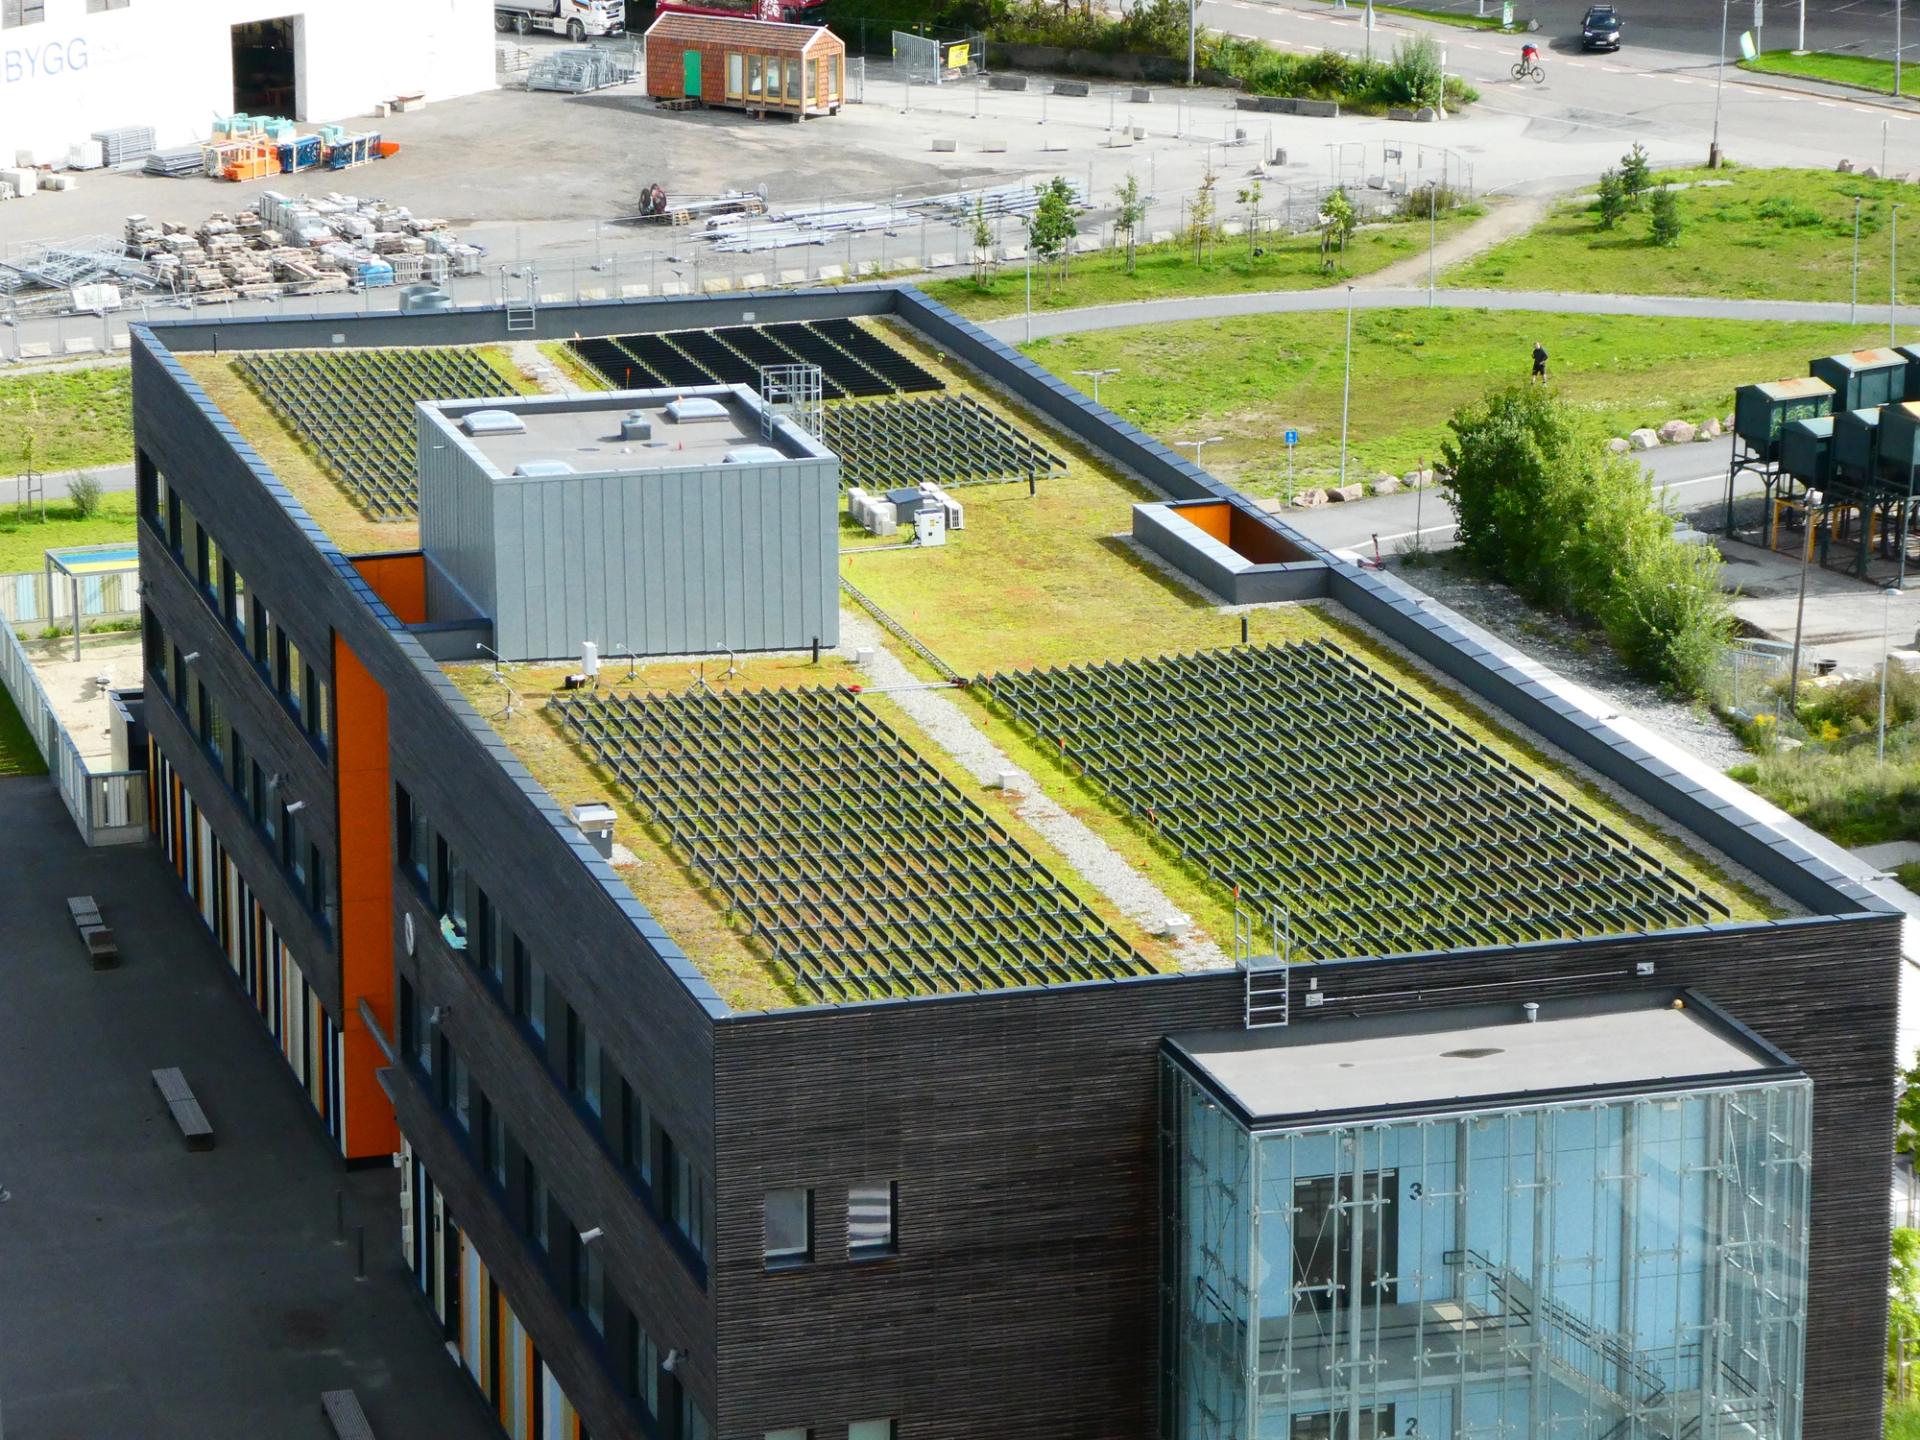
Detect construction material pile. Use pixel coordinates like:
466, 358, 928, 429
526, 46, 638, 94
109, 192, 484, 303
702, 180, 1087, 254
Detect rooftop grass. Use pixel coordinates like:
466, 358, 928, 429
919, 207, 1484, 321
0, 363, 132, 475
850, 322, 1777, 930
445, 651, 1181, 1012
537, 341, 613, 393
1017, 308, 1888, 497
1449, 167, 1920, 303
1741, 49, 1911, 96
0, 492, 137, 574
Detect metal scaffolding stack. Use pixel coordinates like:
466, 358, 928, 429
702, 180, 1088, 255
92, 126, 156, 169
526, 46, 637, 94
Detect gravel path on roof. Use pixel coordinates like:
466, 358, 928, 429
1382, 555, 1750, 773
839, 609, 1230, 973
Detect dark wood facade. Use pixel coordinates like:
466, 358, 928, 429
132, 306, 1900, 1440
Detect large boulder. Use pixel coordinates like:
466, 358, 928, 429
1326, 483, 1365, 503
1657, 419, 1697, 445
1292, 488, 1329, 508
1372, 476, 1402, 497
1629, 427, 1661, 451
1701, 417, 1723, 439
1837, 158, 1856, 173
1605, 437, 1631, 454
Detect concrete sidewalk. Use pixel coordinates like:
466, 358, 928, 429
0, 779, 494, 1440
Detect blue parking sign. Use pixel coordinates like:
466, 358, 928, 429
1284, 429, 1298, 447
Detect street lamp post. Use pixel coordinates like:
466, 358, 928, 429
1339, 285, 1357, 490
1854, 196, 1864, 325
1024, 245, 1033, 344
1710, 0, 1731, 168
1188, 0, 1197, 84
1895, 203, 1903, 349
1177, 436, 1224, 469
1428, 180, 1438, 308
1073, 367, 1121, 405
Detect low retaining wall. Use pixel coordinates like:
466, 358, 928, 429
991, 41, 1240, 87
1235, 94, 1340, 118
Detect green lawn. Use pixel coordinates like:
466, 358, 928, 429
1305, 0, 1504, 29
0, 680, 45, 777
1743, 49, 1912, 96
919, 209, 1483, 320
0, 492, 138, 574
0, 364, 132, 474
1022, 308, 1886, 497
1891, 1398, 1920, 1438
1451, 167, 1919, 303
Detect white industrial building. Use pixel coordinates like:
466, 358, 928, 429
0, 0, 498, 164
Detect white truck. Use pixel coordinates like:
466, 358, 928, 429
494, 0, 625, 40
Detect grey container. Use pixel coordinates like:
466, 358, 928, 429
1780, 415, 1833, 489
1810, 348, 1907, 411
1833, 406, 1883, 486
1733, 376, 1834, 462
1877, 400, 1920, 484
1897, 345, 1920, 398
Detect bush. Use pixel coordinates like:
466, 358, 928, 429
66, 471, 102, 518
1595, 168, 1628, 230
1378, 35, 1444, 109
1729, 736, 1920, 846
1440, 385, 1732, 693
1619, 142, 1652, 204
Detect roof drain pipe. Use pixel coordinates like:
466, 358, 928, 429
1523, 1002, 1540, 1024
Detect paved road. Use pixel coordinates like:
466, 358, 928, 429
980, 283, 1920, 344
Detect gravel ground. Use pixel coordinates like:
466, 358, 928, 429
840, 610, 1230, 972
1383, 553, 1753, 775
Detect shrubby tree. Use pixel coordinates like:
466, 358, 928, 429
1595, 168, 1628, 230
1319, 186, 1357, 272
1440, 385, 1732, 693
1114, 171, 1147, 275
1027, 175, 1079, 292
1649, 185, 1683, 247
1619, 142, 1652, 205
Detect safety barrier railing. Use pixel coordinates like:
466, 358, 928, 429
0, 617, 147, 845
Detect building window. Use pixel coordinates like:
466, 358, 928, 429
517, 952, 548, 1041
727, 51, 743, 97
847, 1424, 894, 1440
764, 1188, 812, 1265
525, 1163, 551, 1257
198, 526, 222, 602
437, 836, 469, 949
748, 53, 763, 97
3, 1, 45, 29
307, 667, 331, 751
231, 730, 249, 807
279, 632, 304, 721
87, 0, 132, 10
398, 787, 431, 892
227, 566, 248, 642
569, 1012, 603, 1117
575, 1235, 606, 1336
252, 599, 271, 668
849, 1182, 897, 1257
482, 1097, 507, 1191
623, 1082, 654, 1187
253, 761, 276, 843
630, 1327, 660, 1417
447, 1048, 472, 1134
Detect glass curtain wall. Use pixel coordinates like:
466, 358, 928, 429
1162, 1063, 1811, 1440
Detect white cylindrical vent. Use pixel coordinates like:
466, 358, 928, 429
1523, 1002, 1540, 1024
581, 641, 600, 679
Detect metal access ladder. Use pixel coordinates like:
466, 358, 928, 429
1237, 905, 1290, 1028
504, 267, 538, 333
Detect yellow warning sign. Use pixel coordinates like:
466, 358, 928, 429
946, 42, 970, 69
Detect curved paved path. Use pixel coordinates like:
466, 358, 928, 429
979, 285, 1920, 343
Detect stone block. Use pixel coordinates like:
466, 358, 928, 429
1372, 476, 1401, 496
1131, 87, 1154, 103
1605, 437, 1631, 454
989, 74, 1028, 91
1053, 80, 1091, 97
740, 272, 767, 290
1326, 483, 1364, 503
1292, 488, 1328, 508
619, 283, 650, 298
928, 252, 957, 269
701, 277, 732, 294
815, 265, 844, 282
931, 137, 958, 152
981, 138, 1008, 152
777, 269, 806, 285
1629, 427, 1660, 450
1657, 418, 1697, 445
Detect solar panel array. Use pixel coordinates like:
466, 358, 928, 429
235, 347, 509, 520
567, 320, 942, 400
554, 686, 1152, 1003
822, 394, 1067, 490
980, 642, 1727, 960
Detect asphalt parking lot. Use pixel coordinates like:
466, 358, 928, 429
0, 778, 494, 1440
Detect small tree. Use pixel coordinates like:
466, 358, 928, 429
970, 197, 994, 284
1114, 171, 1147, 276
1619, 142, 1652, 205
1319, 186, 1357, 272
1237, 178, 1263, 257
1648, 184, 1683, 247
1027, 175, 1078, 293
67, 472, 103, 518
1595, 168, 1628, 231
1190, 168, 1219, 265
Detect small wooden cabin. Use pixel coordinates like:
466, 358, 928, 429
645, 14, 846, 119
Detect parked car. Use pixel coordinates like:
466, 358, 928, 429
1581, 4, 1623, 49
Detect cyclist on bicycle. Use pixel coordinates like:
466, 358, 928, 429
1521, 41, 1541, 68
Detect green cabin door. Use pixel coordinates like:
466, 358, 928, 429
684, 49, 701, 98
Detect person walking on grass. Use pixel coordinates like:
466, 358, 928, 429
1531, 340, 1549, 386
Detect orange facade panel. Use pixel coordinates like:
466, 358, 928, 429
351, 552, 429, 625
334, 634, 399, 1159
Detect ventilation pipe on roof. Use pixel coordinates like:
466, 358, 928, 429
1523, 1002, 1540, 1024
619, 410, 653, 441
581, 641, 599, 682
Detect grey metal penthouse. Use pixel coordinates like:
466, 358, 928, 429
126, 285, 1900, 1440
